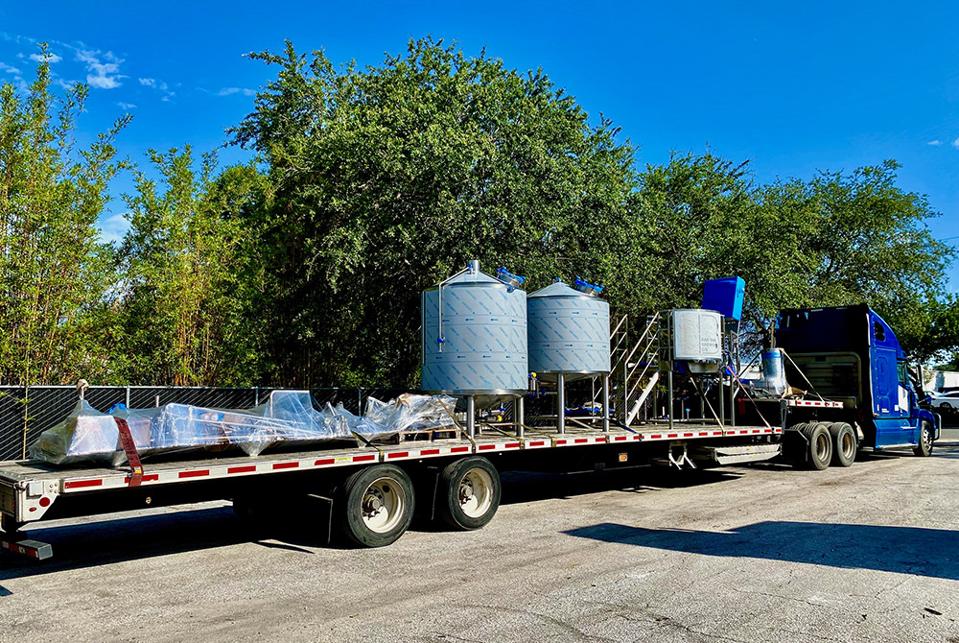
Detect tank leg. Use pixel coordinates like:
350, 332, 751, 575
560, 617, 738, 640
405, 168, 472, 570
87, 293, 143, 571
602, 374, 610, 433
466, 396, 476, 438
557, 373, 566, 435
515, 395, 524, 438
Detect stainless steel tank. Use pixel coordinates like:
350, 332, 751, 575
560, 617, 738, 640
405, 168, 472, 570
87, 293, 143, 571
421, 260, 528, 396
527, 279, 611, 377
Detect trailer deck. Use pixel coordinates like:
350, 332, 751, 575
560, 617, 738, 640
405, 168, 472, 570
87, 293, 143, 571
1, 422, 781, 528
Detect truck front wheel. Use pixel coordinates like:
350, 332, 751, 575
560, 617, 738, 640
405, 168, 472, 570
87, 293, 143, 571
828, 423, 856, 467
802, 422, 833, 470
338, 464, 415, 547
913, 421, 933, 457
438, 457, 501, 530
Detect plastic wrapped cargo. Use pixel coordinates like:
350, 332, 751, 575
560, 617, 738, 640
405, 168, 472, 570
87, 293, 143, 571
30, 390, 459, 466
30, 400, 126, 466
363, 393, 457, 437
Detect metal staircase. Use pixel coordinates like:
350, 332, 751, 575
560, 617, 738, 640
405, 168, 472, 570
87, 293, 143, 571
594, 312, 663, 427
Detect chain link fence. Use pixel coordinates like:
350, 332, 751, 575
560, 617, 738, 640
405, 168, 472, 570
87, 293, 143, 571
0, 385, 410, 461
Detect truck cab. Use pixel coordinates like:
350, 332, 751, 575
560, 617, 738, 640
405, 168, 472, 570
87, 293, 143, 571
776, 304, 940, 451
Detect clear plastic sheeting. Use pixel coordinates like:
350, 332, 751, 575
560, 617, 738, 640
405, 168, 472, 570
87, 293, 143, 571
361, 393, 457, 438
29, 390, 459, 467
30, 400, 124, 465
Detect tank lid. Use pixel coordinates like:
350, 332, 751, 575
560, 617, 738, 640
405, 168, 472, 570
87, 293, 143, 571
529, 280, 602, 299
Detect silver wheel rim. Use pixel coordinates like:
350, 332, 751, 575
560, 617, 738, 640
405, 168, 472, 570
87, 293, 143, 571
816, 433, 829, 461
841, 432, 855, 458
459, 468, 494, 518
361, 477, 406, 534
923, 426, 932, 449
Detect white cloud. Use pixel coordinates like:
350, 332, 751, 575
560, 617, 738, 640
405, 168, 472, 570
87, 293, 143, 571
116, 101, 136, 110
953, 138, 959, 150
96, 212, 130, 244
139, 76, 174, 101
0, 61, 19, 74
75, 49, 125, 89
928, 139, 942, 146
29, 52, 62, 64
217, 86, 256, 97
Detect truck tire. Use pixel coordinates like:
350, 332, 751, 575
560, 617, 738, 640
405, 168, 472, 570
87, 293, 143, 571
802, 422, 832, 471
828, 422, 856, 467
913, 421, 934, 457
438, 457, 501, 530
338, 464, 414, 548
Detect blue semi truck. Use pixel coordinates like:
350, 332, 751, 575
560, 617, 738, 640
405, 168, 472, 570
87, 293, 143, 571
773, 304, 940, 468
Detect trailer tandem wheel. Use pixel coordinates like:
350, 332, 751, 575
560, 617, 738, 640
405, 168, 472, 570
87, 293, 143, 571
828, 422, 856, 468
438, 456, 501, 530
802, 422, 833, 471
338, 464, 415, 548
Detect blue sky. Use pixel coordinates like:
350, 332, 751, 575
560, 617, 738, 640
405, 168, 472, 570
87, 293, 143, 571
1, 1, 957, 288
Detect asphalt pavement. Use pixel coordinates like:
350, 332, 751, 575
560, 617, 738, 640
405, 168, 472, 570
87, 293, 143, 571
1, 444, 958, 643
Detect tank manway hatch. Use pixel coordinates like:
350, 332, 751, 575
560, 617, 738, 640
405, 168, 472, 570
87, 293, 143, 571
421, 260, 528, 396
527, 278, 611, 376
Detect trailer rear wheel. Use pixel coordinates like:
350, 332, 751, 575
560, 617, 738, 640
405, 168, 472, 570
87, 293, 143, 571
438, 457, 501, 530
913, 421, 933, 457
828, 423, 856, 467
802, 422, 832, 470
339, 464, 414, 548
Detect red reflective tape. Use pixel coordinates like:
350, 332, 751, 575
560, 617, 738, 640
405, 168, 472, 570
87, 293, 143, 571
315, 457, 336, 466
478, 444, 496, 451
273, 461, 299, 470
683, 433, 693, 438
529, 440, 546, 447
699, 432, 708, 436
386, 451, 409, 459
228, 465, 257, 474
179, 469, 210, 479
649, 434, 662, 439
614, 435, 627, 441
555, 439, 568, 445
574, 438, 588, 444
505, 442, 520, 449
451, 446, 470, 453
739, 430, 749, 435
353, 454, 376, 462
667, 433, 678, 438
713, 431, 723, 436
64, 478, 103, 489
752, 429, 761, 434
125, 474, 159, 484
420, 448, 440, 456
594, 437, 606, 443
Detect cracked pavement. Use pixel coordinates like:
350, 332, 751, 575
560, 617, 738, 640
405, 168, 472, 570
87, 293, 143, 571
1, 442, 958, 642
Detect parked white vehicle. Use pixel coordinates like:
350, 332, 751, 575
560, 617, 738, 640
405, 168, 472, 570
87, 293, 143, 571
929, 390, 959, 410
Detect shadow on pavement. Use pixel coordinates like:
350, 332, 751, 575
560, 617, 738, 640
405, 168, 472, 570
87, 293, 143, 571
500, 467, 742, 506
564, 521, 959, 580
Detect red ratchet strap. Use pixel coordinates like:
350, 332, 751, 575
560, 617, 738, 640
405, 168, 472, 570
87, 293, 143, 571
114, 417, 144, 486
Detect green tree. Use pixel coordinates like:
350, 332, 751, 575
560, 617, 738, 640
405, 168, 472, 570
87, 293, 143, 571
231, 38, 637, 387
119, 148, 269, 385
0, 46, 128, 384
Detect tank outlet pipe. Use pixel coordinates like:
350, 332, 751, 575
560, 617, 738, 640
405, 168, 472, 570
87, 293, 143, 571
436, 260, 476, 353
